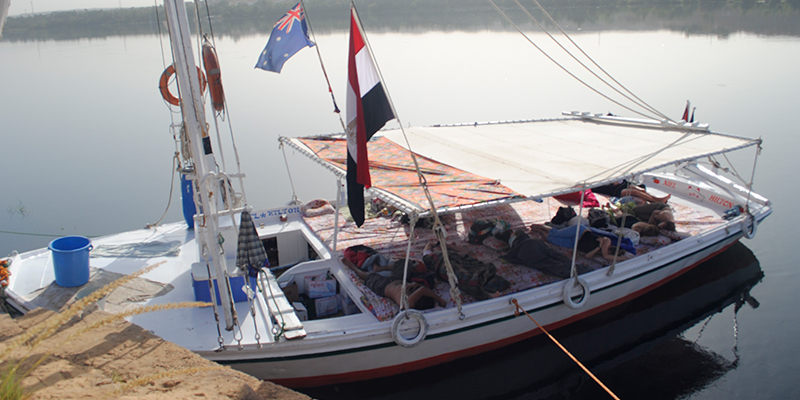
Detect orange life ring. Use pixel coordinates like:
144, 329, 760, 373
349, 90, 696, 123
159, 64, 207, 106
202, 42, 225, 112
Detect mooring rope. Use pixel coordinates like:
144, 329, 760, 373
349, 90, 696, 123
511, 298, 621, 400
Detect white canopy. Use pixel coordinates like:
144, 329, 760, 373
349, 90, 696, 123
283, 115, 759, 215
380, 115, 758, 200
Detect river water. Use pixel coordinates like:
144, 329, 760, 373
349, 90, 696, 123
1, 4, 799, 399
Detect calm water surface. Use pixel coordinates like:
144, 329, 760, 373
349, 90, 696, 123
1, 15, 799, 400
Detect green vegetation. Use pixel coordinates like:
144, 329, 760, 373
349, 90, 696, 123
0, 364, 27, 400
3, 0, 800, 41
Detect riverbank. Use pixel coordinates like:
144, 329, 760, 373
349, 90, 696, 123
0, 307, 310, 400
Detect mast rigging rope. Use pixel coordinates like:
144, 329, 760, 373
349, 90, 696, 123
351, 0, 464, 314
487, 0, 672, 123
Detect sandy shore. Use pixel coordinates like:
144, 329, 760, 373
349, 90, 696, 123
0, 307, 310, 400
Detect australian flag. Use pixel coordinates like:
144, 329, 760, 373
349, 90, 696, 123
255, 3, 314, 73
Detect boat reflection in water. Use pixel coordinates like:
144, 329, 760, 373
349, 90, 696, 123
302, 242, 763, 400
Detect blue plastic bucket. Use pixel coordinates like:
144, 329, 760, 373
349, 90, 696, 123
48, 236, 92, 287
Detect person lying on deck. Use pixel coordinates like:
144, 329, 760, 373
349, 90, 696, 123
422, 241, 510, 300
343, 244, 397, 277
648, 207, 676, 231
601, 204, 661, 237
531, 224, 634, 263
592, 179, 671, 203
494, 228, 592, 279
604, 201, 676, 232
343, 257, 446, 310
628, 202, 676, 231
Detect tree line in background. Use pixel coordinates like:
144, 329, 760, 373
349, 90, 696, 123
3, 0, 800, 41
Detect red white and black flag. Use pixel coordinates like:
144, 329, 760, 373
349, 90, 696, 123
681, 100, 691, 121
346, 5, 395, 227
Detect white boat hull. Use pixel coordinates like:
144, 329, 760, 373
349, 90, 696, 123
204, 216, 754, 387
3, 195, 769, 388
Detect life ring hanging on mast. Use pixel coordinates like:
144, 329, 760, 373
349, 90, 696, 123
159, 64, 207, 106
202, 39, 225, 112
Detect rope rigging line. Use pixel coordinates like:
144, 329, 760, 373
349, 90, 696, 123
351, 1, 464, 314
399, 215, 419, 311
201, 0, 217, 50
743, 142, 762, 214
567, 184, 585, 282
578, 130, 704, 186
201, 244, 226, 350
280, 141, 301, 205
510, 298, 621, 400
607, 178, 637, 276
179, 1, 247, 209
517, 0, 672, 122
148, 0, 185, 229
0, 230, 96, 239
155, 1, 182, 119
302, 0, 347, 132
487, 0, 666, 122
607, 178, 634, 276
196, 0, 248, 206
717, 152, 756, 194
145, 150, 180, 229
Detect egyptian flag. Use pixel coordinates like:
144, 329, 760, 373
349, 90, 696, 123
346, 6, 395, 227
681, 100, 691, 121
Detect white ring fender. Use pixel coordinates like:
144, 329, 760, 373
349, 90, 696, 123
742, 213, 757, 239
391, 310, 429, 348
562, 278, 590, 310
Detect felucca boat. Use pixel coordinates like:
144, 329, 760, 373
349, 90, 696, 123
2, 0, 770, 389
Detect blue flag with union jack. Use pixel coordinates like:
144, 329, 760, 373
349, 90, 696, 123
255, 3, 314, 73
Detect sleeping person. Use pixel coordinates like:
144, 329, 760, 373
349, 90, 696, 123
342, 257, 446, 310
532, 224, 635, 262
494, 228, 591, 279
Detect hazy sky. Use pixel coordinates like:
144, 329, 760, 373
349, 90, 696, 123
8, 0, 156, 16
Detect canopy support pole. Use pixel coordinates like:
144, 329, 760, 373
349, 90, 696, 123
332, 178, 344, 254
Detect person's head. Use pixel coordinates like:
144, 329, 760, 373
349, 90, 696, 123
413, 295, 436, 310
508, 230, 530, 247
658, 220, 676, 231
654, 209, 673, 222
577, 231, 600, 253
393, 258, 427, 274
632, 222, 659, 236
